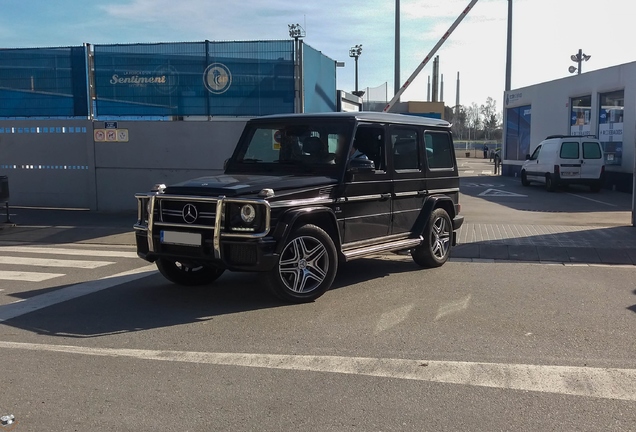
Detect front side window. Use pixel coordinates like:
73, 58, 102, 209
230, 121, 353, 173
392, 128, 420, 171
560, 141, 579, 159
583, 141, 602, 159
529, 145, 541, 160
425, 131, 453, 169
353, 126, 386, 171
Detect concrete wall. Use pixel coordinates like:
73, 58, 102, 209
0, 121, 94, 208
503, 61, 636, 191
0, 118, 249, 212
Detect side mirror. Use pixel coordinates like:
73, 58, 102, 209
525, 154, 531, 160
347, 158, 375, 173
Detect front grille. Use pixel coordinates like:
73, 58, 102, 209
159, 199, 217, 226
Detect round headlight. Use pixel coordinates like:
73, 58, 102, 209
240, 204, 256, 224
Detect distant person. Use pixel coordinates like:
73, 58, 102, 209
483, 145, 488, 159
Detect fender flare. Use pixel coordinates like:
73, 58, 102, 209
411, 195, 456, 237
271, 207, 341, 254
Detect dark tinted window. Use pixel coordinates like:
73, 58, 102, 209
354, 126, 386, 171
425, 131, 453, 169
392, 128, 419, 170
560, 141, 579, 159
583, 141, 602, 159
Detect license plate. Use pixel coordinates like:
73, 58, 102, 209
561, 171, 577, 176
160, 231, 201, 246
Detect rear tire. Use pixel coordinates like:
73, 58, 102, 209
156, 258, 224, 286
521, 171, 530, 186
411, 208, 452, 268
545, 174, 556, 192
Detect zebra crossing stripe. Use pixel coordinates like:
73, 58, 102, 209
0, 256, 114, 269
0, 270, 64, 282
0, 246, 138, 259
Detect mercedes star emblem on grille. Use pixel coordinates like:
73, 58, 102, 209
182, 203, 198, 224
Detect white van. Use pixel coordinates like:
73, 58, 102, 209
520, 135, 605, 192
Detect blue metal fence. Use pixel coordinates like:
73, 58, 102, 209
303, 44, 336, 113
93, 40, 295, 117
0, 46, 88, 118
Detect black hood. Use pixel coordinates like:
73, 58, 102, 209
162, 174, 337, 197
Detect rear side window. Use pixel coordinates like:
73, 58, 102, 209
583, 142, 602, 159
560, 142, 579, 159
392, 128, 420, 171
425, 131, 453, 169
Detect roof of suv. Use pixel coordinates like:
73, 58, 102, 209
255, 111, 451, 128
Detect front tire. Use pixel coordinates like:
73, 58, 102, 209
267, 224, 338, 303
411, 208, 452, 268
156, 258, 225, 286
521, 170, 530, 186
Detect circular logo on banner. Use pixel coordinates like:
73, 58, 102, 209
203, 63, 232, 94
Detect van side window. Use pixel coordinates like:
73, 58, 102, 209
425, 131, 453, 169
583, 142, 602, 159
392, 128, 420, 171
560, 142, 579, 159
529, 145, 541, 160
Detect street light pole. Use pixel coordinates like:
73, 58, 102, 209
505, 0, 512, 91
395, 0, 400, 99
349, 44, 363, 97
354, 56, 359, 92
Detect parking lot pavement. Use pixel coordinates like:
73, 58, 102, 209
0, 260, 635, 431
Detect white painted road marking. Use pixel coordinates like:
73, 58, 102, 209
0, 246, 139, 259
375, 304, 414, 334
435, 295, 471, 321
0, 256, 114, 269
478, 188, 527, 197
0, 270, 64, 282
566, 193, 618, 207
0, 265, 157, 322
481, 170, 492, 175
0, 341, 634, 401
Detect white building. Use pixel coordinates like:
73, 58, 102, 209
502, 61, 635, 192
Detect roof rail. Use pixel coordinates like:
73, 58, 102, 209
545, 134, 597, 139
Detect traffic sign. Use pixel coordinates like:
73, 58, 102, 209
94, 129, 106, 142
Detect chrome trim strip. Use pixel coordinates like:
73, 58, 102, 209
345, 194, 383, 202
133, 224, 148, 231
269, 197, 335, 208
343, 237, 423, 261
343, 212, 392, 220
342, 233, 410, 251
392, 208, 421, 215
394, 191, 418, 197
428, 188, 460, 194
153, 195, 219, 203
154, 222, 215, 230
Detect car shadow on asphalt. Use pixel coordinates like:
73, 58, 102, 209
0, 256, 420, 338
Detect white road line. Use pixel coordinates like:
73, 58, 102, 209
0, 256, 114, 269
375, 304, 414, 334
0, 271, 64, 282
464, 170, 474, 174
0, 246, 139, 258
481, 170, 492, 175
566, 193, 618, 207
0, 265, 156, 322
0, 341, 634, 401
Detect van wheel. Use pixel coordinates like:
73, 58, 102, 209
267, 224, 338, 303
412, 208, 452, 268
521, 171, 530, 186
545, 174, 556, 192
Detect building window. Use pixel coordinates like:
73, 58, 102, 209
505, 105, 531, 161
598, 90, 624, 166
570, 95, 591, 136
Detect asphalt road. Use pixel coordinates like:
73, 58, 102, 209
0, 163, 634, 430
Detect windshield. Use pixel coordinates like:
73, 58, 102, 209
229, 120, 353, 172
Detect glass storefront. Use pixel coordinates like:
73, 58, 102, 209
505, 105, 532, 160
598, 90, 624, 165
570, 95, 592, 136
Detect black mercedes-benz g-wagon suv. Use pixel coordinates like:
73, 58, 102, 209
134, 112, 464, 302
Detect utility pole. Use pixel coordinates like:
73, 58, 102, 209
505, 0, 512, 91
395, 0, 400, 101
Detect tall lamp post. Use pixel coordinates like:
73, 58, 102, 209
569, 49, 591, 75
288, 23, 306, 113
349, 44, 364, 97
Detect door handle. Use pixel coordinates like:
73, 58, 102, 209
380, 193, 391, 201
417, 190, 427, 196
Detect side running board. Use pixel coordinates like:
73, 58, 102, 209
342, 237, 423, 261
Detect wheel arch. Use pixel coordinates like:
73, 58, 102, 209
411, 195, 456, 237
273, 207, 341, 254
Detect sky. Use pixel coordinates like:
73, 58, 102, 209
1, 0, 635, 114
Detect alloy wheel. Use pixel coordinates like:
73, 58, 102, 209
279, 236, 329, 293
